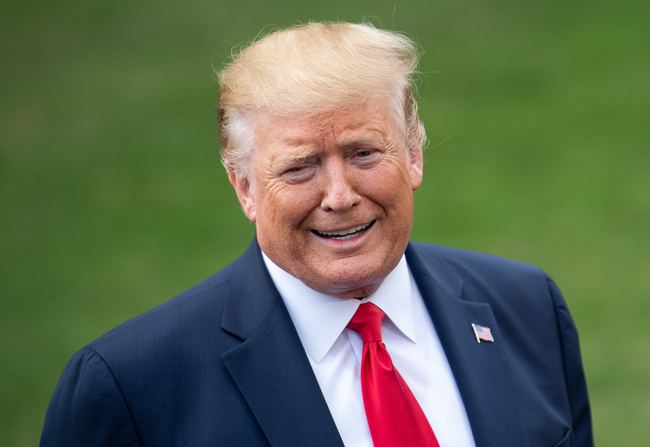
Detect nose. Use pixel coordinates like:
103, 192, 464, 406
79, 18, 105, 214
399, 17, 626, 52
320, 160, 362, 212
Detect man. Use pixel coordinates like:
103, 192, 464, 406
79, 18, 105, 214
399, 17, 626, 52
41, 22, 593, 446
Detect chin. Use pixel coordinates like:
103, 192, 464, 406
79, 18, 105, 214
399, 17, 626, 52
311, 264, 386, 297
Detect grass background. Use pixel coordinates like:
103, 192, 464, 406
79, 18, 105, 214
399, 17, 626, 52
1, 0, 648, 445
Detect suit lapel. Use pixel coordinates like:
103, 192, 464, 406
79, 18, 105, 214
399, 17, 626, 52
221, 240, 344, 447
406, 243, 530, 447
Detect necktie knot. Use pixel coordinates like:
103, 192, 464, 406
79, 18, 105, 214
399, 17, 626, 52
347, 302, 385, 342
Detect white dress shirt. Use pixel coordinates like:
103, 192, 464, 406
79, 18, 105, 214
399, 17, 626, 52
262, 253, 476, 447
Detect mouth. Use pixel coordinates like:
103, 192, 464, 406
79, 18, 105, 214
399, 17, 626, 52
312, 220, 376, 240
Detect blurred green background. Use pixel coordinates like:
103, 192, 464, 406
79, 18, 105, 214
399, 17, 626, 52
1, 0, 648, 445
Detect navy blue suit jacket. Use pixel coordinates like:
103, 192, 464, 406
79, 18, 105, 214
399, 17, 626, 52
41, 240, 593, 446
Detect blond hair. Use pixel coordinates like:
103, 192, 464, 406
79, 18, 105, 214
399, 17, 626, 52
216, 22, 425, 176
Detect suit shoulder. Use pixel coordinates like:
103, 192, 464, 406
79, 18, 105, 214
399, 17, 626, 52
409, 241, 544, 277
86, 259, 237, 357
407, 241, 556, 308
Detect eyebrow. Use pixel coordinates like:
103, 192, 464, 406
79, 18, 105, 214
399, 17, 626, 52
271, 129, 387, 172
336, 130, 386, 149
272, 146, 320, 172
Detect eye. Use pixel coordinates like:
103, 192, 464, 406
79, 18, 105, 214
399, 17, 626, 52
351, 148, 381, 167
281, 165, 315, 183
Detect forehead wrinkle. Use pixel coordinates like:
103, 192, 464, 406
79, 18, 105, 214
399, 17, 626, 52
336, 130, 386, 146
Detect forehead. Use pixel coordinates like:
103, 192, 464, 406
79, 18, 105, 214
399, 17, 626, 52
253, 98, 398, 154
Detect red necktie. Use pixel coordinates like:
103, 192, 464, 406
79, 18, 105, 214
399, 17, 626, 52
347, 302, 440, 447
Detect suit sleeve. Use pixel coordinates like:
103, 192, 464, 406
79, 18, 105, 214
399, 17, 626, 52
546, 276, 594, 447
40, 347, 142, 447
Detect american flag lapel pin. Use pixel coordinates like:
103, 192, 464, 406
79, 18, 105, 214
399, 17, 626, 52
471, 323, 494, 343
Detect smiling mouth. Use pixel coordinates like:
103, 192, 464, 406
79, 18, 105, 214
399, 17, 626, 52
312, 221, 376, 240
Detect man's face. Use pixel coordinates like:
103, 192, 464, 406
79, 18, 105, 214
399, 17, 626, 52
228, 97, 423, 299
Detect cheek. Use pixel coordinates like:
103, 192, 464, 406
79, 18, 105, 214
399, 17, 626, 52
366, 168, 414, 210
258, 186, 316, 230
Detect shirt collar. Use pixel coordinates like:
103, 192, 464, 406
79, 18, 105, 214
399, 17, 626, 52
262, 253, 418, 363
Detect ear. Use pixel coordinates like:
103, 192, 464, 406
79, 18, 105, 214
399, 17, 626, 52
227, 168, 257, 222
408, 137, 424, 191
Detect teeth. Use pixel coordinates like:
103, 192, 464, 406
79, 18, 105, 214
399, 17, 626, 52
320, 223, 369, 236
316, 222, 373, 240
